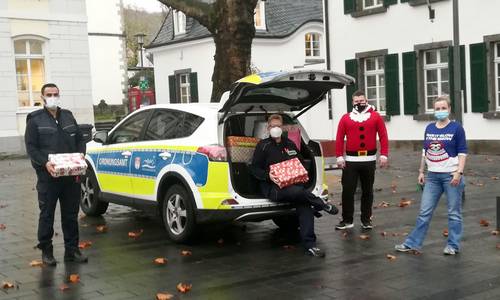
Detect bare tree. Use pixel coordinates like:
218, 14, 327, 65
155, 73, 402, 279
157, 0, 259, 102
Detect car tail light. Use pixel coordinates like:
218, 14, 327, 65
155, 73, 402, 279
197, 145, 227, 161
221, 199, 239, 206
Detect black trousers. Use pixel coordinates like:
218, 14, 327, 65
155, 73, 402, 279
269, 185, 328, 249
341, 161, 376, 224
37, 176, 81, 252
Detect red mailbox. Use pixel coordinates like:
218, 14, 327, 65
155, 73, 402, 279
128, 87, 156, 112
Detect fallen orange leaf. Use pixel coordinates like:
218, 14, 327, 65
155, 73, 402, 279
2, 281, 14, 289
377, 201, 390, 208
386, 254, 397, 260
491, 230, 499, 236
156, 292, 174, 300
180, 250, 192, 256
480, 219, 490, 227
491, 176, 499, 180
0, 224, 6, 230
176, 282, 192, 293
283, 245, 295, 250
497, 244, 500, 249
442, 229, 449, 237
128, 229, 144, 238
69, 274, 80, 283
96, 225, 107, 233
154, 257, 168, 265
342, 231, 348, 239
392, 232, 399, 237
30, 260, 43, 267
78, 240, 92, 249
398, 199, 412, 208
359, 234, 370, 240
380, 231, 387, 237
59, 283, 70, 291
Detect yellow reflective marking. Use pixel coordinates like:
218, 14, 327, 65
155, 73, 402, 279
237, 74, 262, 85
131, 177, 155, 196
198, 162, 232, 209
89, 145, 198, 153
97, 173, 133, 194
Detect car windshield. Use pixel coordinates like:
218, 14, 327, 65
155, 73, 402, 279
244, 87, 310, 100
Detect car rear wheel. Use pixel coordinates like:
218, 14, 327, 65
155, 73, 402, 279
272, 215, 300, 231
80, 168, 108, 216
162, 184, 197, 243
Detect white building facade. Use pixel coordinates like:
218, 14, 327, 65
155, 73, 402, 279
328, 0, 500, 151
148, 0, 334, 138
0, 0, 94, 155
86, 0, 127, 106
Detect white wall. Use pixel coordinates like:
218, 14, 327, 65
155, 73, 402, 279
86, 0, 126, 105
329, 0, 500, 141
150, 22, 333, 139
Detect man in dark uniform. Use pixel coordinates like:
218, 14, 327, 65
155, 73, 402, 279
25, 83, 88, 266
250, 114, 338, 257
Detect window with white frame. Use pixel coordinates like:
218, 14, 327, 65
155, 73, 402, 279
305, 33, 321, 58
254, 0, 266, 30
495, 42, 500, 110
179, 74, 191, 103
14, 39, 46, 107
424, 48, 449, 112
173, 10, 186, 35
364, 56, 386, 114
363, 0, 383, 10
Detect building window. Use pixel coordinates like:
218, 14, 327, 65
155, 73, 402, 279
495, 42, 500, 110
423, 48, 449, 112
364, 56, 386, 114
305, 33, 321, 57
254, 1, 266, 30
14, 39, 45, 107
173, 10, 186, 35
363, 0, 383, 10
179, 73, 191, 103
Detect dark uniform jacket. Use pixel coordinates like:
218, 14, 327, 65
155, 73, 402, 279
250, 137, 304, 197
25, 107, 86, 189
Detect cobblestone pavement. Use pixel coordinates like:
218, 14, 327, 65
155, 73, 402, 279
1, 149, 499, 300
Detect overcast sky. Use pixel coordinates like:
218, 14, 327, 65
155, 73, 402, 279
122, 0, 165, 12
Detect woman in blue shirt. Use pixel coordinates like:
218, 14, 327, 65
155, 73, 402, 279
396, 96, 467, 255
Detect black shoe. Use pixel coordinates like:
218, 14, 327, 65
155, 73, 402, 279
306, 247, 326, 257
362, 220, 374, 230
335, 221, 354, 230
324, 204, 339, 215
41, 246, 57, 266
64, 249, 88, 263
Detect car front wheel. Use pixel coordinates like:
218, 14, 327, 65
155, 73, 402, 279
162, 184, 197, 243
80, 168, 108, 216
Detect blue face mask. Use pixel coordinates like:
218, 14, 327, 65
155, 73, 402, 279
434, 111, 449, 120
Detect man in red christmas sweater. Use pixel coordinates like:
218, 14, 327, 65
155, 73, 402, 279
335, 90, 389, 230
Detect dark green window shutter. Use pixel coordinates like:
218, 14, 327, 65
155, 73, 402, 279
344, 0, 356, 14
383, 0, 398, 6
345, 58, 358, 111
448, 45, 468, 113
469, 42, 489, 113
385, 53, 400, 115
402, 51, 418, 115
168, 75, 178, 103
400, 0, 410, 2
189, 72, 198, 103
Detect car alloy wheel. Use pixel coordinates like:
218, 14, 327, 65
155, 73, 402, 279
81, 176, 95, 210
165, 193, 188, 235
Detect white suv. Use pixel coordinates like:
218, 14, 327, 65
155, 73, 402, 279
81, 70, 354, 242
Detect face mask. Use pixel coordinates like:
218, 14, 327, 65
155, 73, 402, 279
44, 96, 60, 110
434, 111, 449, 121
354, 103, 367, 112
269, 127, 283, 138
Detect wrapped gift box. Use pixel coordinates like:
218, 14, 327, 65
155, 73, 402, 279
227, 136, 260, 163
48, 153, 87, 177
269, 158, 309, 189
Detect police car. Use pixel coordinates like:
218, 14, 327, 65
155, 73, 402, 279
81, 70, 354, 242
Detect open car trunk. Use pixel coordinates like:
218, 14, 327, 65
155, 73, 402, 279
224, 113, 318, 199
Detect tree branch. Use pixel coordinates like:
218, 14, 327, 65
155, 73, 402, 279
157, 0, 213, 29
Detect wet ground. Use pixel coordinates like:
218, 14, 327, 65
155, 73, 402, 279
1, 149, 499, 300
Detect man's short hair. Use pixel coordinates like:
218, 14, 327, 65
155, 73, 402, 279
41, 83, 59, 96
267, 114, 283, 124
352, 90, 365, 98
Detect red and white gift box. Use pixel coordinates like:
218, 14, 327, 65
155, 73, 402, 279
48, 153, 87, 177
269, 158, 309, 189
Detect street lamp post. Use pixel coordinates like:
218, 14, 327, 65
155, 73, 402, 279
135, 33, 146, 68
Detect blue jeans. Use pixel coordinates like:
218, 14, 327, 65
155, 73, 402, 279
404, 172, 465, 251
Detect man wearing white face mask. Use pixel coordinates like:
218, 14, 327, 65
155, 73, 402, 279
25, 83, 88, 266
250, 114, 338, 257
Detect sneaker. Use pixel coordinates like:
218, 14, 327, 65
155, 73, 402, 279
64, 249, 88, 263
361, 220, 374, 230
306, 247, 326, 257
394, 244, 414, 252
443, 245, 458, 255
324, 204, 339, 215
335, 221, 354, 230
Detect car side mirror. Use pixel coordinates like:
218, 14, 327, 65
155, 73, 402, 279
93, 131, 108, 144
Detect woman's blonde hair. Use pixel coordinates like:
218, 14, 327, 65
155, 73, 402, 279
433, 95, 451, 108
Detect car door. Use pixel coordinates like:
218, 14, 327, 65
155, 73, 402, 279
95, 110, 151, 196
